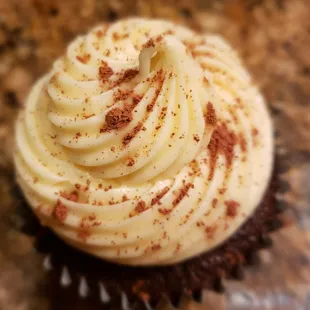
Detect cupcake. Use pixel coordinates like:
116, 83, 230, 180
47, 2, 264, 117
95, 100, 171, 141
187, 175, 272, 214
14, 18, 279, 308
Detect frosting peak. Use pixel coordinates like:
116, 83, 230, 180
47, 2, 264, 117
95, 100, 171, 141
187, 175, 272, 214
47, 28, 213, 184
15, 18, 273, 265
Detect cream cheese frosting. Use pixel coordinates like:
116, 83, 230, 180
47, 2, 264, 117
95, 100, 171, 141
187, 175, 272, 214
14, 18, 273, 266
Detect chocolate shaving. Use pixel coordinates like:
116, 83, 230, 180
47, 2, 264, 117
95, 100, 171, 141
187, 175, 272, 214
112, 32, 129, 41
132, 94, 143, 106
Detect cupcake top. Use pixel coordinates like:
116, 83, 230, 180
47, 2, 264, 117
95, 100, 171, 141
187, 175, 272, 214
15, 18, 273, 266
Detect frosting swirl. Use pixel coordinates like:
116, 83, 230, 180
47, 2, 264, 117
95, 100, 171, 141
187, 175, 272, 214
15, 18, 273, 265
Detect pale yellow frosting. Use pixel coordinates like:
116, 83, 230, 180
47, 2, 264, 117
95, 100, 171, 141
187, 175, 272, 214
14, 18, 273, 265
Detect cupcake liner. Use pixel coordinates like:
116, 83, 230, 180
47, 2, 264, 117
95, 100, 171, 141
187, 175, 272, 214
9, 155, 290, 310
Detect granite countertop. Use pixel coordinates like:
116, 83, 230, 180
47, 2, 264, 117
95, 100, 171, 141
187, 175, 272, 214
0, 0, 309, 309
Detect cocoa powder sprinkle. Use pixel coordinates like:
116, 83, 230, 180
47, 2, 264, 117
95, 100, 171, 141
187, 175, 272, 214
193, 134, 200, 142
60, 190, 79, 202
158, 208, 172, 215
88, 214, 96, 221
123, 122, 143, 145
96, 30, 104, 38
112, 32, 129, 41
102, 106, 132, 131
225, 200, 240, 217
251, 127, 259, 146
113, 69, 139, 87
135, 201, 146, 213
127, 157, 135, 167
53, 200, 68, 222
151, 244, 161, 251
142, 38, 155, 49
218, 188, 227, 195
172, 183, 194, 206
212, 198, 218, 208
207, 123, 237, 180
113, 89, 133, 102
252, 127, 259, 137
205, 224, 218, 239
99, 61, 114, 83
76, 54, 91, 64
205, 102, 217, 126
239, 133, 247, 153
151, 187, 170, 206
77, 230, 90, 241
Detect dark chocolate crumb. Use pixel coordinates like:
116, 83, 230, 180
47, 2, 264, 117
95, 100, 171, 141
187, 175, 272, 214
135, 201, 146, 213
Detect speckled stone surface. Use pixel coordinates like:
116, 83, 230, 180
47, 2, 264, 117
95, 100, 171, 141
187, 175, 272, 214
0, 0, 309, 309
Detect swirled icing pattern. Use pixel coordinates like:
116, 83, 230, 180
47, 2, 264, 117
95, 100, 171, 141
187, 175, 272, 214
15, 18, 273, 265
